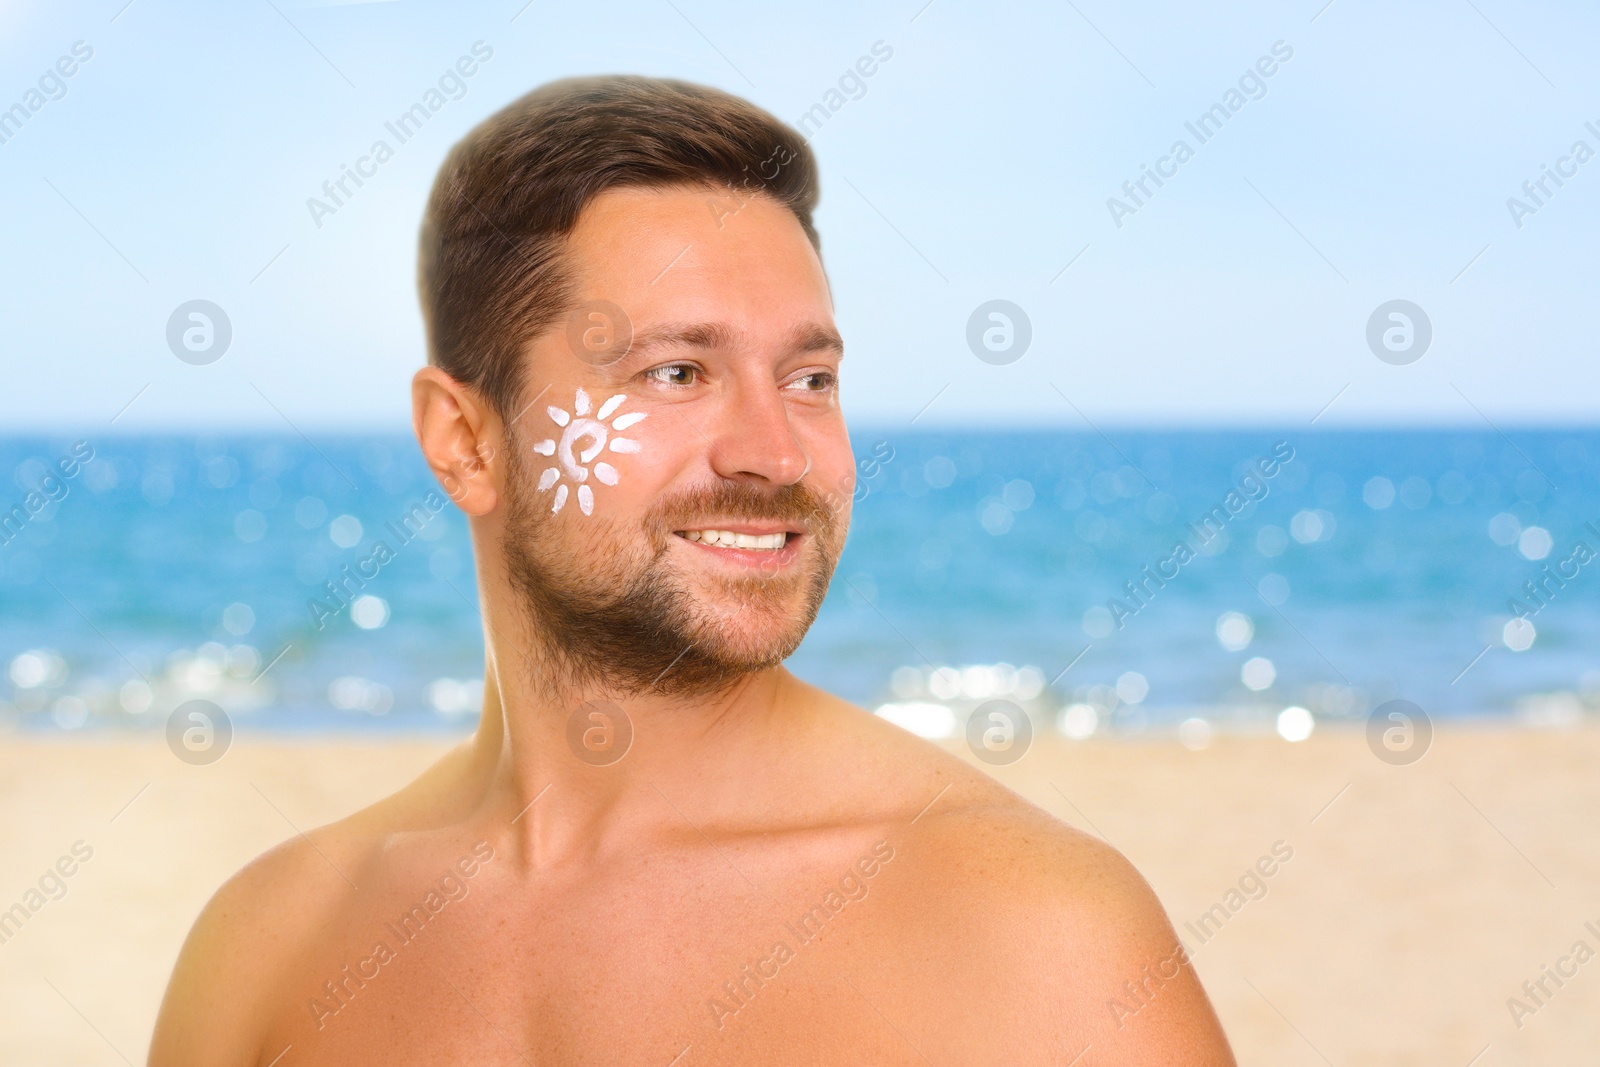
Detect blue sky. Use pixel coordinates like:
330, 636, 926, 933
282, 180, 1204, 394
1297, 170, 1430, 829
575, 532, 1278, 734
2, 0, 1597, 430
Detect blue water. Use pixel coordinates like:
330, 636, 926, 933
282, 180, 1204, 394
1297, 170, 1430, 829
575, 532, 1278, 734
2, 429, 1596, 732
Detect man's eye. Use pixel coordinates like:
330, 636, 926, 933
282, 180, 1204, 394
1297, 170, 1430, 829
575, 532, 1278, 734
646, 363, 699, 386
790, 371, 837, 392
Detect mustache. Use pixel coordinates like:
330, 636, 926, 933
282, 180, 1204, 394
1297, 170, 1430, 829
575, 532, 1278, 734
646, 480, 840, 535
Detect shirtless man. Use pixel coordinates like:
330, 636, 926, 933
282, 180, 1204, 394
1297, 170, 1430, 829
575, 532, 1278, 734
149, 75, 1234, 1065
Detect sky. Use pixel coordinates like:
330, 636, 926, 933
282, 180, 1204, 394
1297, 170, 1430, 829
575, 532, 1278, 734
2, 0, 1597, 431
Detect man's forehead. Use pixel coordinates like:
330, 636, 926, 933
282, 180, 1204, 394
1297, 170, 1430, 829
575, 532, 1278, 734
566, 184, 743, 250
562, 185, 820, 280
553, 185, 838, 367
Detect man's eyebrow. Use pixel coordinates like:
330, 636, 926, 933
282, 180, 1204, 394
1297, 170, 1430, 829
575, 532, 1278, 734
790, 321, 845, 357
626, 321, 844, 360
629, 321, 736, 356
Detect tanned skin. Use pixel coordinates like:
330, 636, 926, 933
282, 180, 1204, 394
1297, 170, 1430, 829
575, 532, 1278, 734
149, 185, 1235, 1066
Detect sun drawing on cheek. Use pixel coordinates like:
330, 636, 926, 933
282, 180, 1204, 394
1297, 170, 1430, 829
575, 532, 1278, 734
533, 388, 648, 515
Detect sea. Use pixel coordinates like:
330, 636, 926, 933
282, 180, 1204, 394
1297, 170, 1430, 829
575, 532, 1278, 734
2, 428, 1597, 738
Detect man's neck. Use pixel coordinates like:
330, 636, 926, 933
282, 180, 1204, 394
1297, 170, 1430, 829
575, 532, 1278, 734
458, 625, 803, 871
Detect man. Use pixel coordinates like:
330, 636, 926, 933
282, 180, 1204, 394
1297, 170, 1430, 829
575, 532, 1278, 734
150, 75, 1233, 1065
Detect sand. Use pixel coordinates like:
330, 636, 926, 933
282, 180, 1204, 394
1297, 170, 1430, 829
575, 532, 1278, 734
2, 724, 1596, 1065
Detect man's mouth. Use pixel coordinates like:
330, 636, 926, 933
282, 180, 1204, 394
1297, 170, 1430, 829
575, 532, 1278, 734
674, 528, 790, 551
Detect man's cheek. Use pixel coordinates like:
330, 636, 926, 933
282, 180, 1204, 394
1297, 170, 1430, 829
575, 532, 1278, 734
597, 424, 685, 519
818, 454, 858, 514
609, 420, 673, 480
527, 387, 655, 517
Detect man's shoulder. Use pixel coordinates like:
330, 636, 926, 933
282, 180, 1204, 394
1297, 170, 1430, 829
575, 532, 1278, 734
171, 741, 461, 948
803, 685, 1110, 854
147, 747, 459, 1064
803, 691, 1234, 1061
803, 687, 1160, 930
910, 802, 1233, 1060
904, 782, 1171, 960
147, 831, 347, 1063
866, 737, 1140, 920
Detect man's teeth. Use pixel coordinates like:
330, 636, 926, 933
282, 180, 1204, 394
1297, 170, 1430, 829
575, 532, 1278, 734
680, 529, 788, 550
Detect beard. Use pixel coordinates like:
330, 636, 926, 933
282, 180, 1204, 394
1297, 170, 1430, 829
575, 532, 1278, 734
500, 430, 846, 699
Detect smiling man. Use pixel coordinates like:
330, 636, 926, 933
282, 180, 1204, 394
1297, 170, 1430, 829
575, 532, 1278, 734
150, 76, 1233, 1065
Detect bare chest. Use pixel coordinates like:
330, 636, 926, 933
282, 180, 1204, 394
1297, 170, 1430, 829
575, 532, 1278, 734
254, 839, 971, 1066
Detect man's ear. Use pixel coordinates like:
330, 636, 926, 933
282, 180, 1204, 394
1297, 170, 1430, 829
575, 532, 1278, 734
412, 366, 502, 517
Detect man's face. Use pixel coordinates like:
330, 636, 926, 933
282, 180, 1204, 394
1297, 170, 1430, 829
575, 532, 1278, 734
500, 184, 853, 696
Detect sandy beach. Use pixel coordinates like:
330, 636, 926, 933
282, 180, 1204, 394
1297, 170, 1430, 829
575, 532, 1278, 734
2, 723, 1596, 1065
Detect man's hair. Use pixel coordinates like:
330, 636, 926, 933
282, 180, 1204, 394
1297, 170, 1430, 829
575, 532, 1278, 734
417, 75, 821, 419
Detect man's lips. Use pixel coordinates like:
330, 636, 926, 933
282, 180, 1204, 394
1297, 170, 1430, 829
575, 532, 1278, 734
671, 524, 805, 566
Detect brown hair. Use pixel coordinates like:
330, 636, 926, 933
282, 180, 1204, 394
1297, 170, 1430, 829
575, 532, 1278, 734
417, 74, 821, 419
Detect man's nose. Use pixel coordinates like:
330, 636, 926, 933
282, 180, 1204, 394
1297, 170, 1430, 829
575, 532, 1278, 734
705, 379, 809, 486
